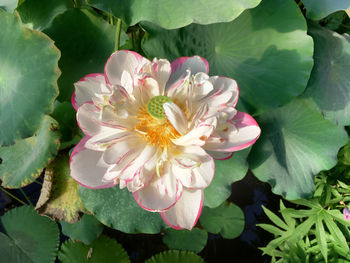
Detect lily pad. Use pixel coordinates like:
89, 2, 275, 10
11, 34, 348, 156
203, 148, 249, 208
142, 0, 313, 114
302, 0, 350, 20
44, 8, 127, 101
0, 206, 60, 263
200, 202, 245, 239
16, 0, 73, 30
0, 0, 19, 12
58, 235, 130, 263
88, 0, 261, 29
0, 10, 60, 146
0, 116, 60, 188
163, 228, 208, 253
35, 152, 86, 223
145, 250, 205, 263
249, 98, 348, 200
303, 22, 350, 126
79, 186, 167, 234
60, 214, 104, 245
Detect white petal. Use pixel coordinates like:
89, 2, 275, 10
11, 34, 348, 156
160, 189, 203, 230
70, 137, 116, 189
86, 130, 134, 151
172, 117, 216, 146
133, 163, 183, 212
163, 102, 188, 135
103, 136, 142, 164
76, 102, 101, 136
105, 50, 150, 85
153, 58, 171, 95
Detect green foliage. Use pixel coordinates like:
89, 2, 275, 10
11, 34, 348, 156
0, 10, 60, 146
142, 0, 313, 114
249, 98, 348, 200
58, 235, 130, 263
79, 186, 167, 234
145, 250, 205, 263
88, 0, 261, 29
60, 214, 104, 245
0, 116, 60, 188
0, 206, 60, 263
200, 202, 245, 239
163, 228, 208, 253
259, 155, 350, 263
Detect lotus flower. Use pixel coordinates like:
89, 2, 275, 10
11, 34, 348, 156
344, 207, 350, 220
70, 50, 260, 230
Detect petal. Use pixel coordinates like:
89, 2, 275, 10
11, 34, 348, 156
76, 102, 101, 136
103, 136, 142, 164
133, 163, 183, 212
70, 137, 116, 189
163, 102, 188, 135
206, 151, 233, 160
172, 117, 216, 146
104, 50, 150, 86
167, 56, 209, 89
72, 73, 107, 110
152, 58, 171, 95
172, 146, 215, 189
160, 189, 203, 230
205, 112, 261, 152
85, 129, 132, 151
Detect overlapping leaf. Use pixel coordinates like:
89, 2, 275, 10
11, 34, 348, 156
302, 0, 350, 20
142, 0, 313, 114
0, 10, 60, 145
88, 0, 261, 29
163, 228, 208, 253
249, 98, 348, 200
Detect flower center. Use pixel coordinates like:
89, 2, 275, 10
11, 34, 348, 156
135, 96, 180, 149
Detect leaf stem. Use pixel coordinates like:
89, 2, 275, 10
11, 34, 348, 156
0, 186, 27, 206
114, 18, 122, 51
19, 188, 33, 206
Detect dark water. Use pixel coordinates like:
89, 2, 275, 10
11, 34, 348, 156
0, 172, 281, 263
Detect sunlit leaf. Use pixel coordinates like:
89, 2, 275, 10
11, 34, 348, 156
0, 10, 60, 145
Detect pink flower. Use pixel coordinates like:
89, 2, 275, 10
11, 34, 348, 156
70, 50, 260, 230
344, 208, 350, 220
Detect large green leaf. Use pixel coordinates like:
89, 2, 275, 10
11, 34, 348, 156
60, 214, 104, 245
249, 98, 348, 200
35, 153, 86, 223
200, 202, 245, 239
163, 228, 208, 253
88, 0, 261, 29
0, 10, 60, 146
203, 148, 249, 208
58, 235, 130, 263
142, 0, 313, 114
0, 0, 19, 12
44, 8, 127, 101
16, 0, 73, 31
79, 186, 167, 234
145, 250, 205, 263
0, 116, 60, 188
303, 23, 350, 126
302, 0, 350, 20
0, 206, 60, 263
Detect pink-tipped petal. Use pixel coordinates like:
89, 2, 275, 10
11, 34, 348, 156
205, 112, 261, 152
104, 50, 150, 87
76, 102, 101, 136
206, 151, 233, 160
70, 137, 116, 189
133, 164, 183, 212
167, 56, 209, 89
208, 76, 239, 108
103, 136, 142, 164
72, 74, 108, 110
160, 189, 203, 230
163, 102, 188, 135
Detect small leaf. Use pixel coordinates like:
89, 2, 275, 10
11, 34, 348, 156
315, 214, 328, 262
163, 228, 208, 253
58, 235, 130, 263
145, 250, 205, 263
257, 224, 284, 236
279, 200, 295, 228
323, 212, 349, 251
262, 206, 288, 230
36, 152, 86, 223
0, 206, 60, 263
0, 116, 60, 188
60, 214, 104, 245
200, 202, 244, 239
